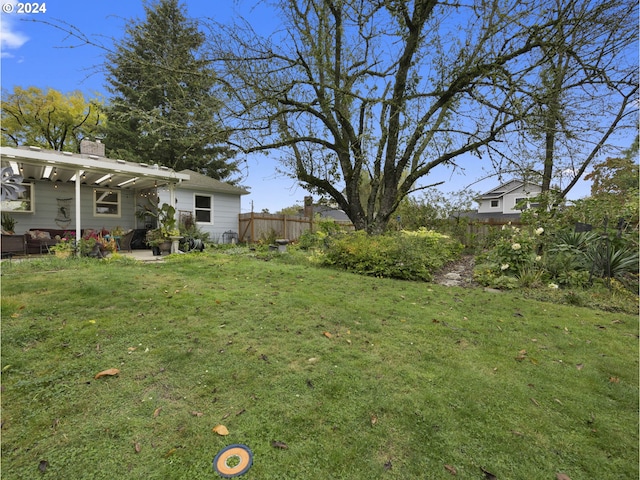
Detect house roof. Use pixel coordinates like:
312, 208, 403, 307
177, 169, 249, 195
477, 179, 541, 199
1, 145, 189, 190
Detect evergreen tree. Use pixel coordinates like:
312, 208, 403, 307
104, 0, 238, 182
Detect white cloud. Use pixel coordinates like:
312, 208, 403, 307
1, 7, 29, 56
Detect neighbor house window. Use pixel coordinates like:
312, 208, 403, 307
94, 189, 120, 217
194, 194, 212, 223
490, 199, 499, 208
515, 197, 529, 210
1, 181, 34, 212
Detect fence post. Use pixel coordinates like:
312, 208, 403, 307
250, 211, 254, 244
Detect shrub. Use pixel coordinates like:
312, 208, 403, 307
473, 223, 545, 289
321, 228, 462, 281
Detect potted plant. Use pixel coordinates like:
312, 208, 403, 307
1, 212, 17, 234
145, 229, 165, 255
51, 234, 75, 258
137, 199, 179, 254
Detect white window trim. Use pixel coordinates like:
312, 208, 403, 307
194, 193, 213, 225
93, 188, 121, 218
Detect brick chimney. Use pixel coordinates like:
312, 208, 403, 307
80, 139, 105, 157
304, 196, 314, 218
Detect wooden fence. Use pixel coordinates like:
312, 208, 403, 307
238, 212, 353, 243
237, 212, 523, 245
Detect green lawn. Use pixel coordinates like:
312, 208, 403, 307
1, 252, 637, 479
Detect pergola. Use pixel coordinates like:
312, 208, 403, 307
0, 145, 190, 241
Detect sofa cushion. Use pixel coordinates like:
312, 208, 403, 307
29, 230, 51, 240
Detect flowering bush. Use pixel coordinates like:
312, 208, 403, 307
77, 230, 117, 257
473, 223, 546, 289
51, 232, 76, 256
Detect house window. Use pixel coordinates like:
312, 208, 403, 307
490, 199, 499, 208
94, 189, 120, 217
515, 197, 528, 210
194, 194, 212, 223
1, 181, 34, 212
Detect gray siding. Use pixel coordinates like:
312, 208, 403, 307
8, 179, 138, 234
158, 188, 241, 243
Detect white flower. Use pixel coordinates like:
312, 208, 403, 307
511, 243, 521, 251
501, 263, 510, 271
536, 227, 544, 235
548, 283, 559, 289
535, 255, 542, 262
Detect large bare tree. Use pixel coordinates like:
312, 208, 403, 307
494, 0, 638, 199
209, 0, 561, 232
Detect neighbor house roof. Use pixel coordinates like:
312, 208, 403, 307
177, 169, 249, 196
477, 179, 541, 200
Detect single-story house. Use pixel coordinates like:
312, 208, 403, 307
157, 169, 248, 243
0, 141, 248, 253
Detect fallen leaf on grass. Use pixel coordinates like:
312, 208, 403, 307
370, 414, 378, 426
530, 397, 540, 407
191, 411, 204, 417
153, 407, 162, 418
444, 464, 457, 475
323, 331, 333, 339
515, 350, 527, 361
383, 460, 393, 470
609, 376, 620, 383
556, 474, 571, 480
212, 424, 229, 436
94, 368, 120, 379
271, 440, 288, 449
134, 442, 141, 453
576, 363, 584, 370
165, 448, 177, 458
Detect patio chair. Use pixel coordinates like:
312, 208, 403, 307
119, 229, 134, 252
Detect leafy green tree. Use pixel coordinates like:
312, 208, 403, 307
104, 0, 239, 182
388, 189, 479, 231
586, 139, 639, 198
1, 86, 105, 151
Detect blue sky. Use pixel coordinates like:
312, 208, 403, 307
0, 0, 601, 212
